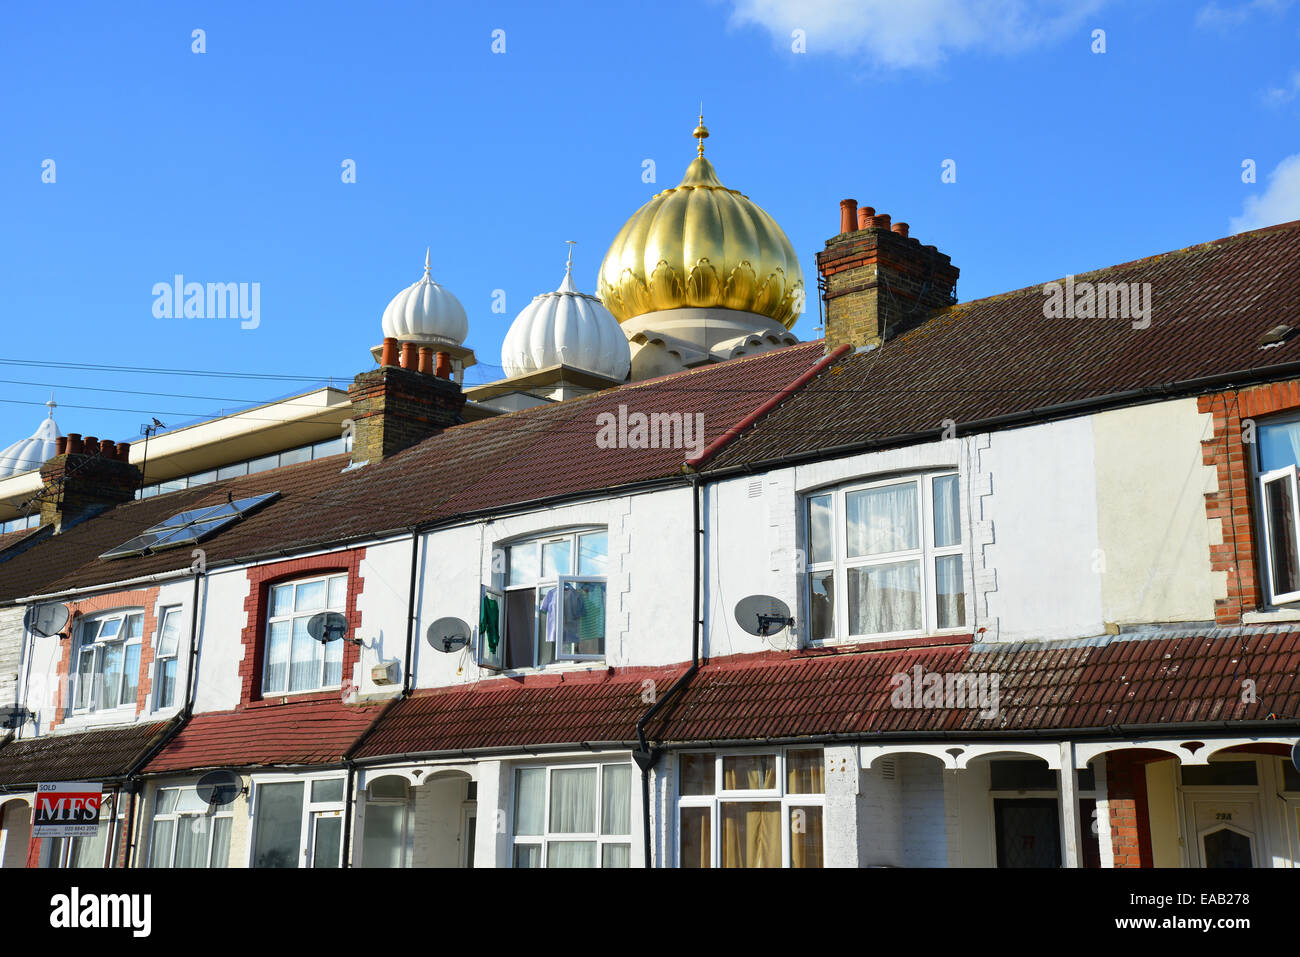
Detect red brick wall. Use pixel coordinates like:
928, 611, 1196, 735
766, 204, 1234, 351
51, 586, 161, 728
238, 550, 366, 706
1198, 381, 1300, 623
1105, 751, 1157, 868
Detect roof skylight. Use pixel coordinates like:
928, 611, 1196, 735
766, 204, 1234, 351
99, 492, 280, 560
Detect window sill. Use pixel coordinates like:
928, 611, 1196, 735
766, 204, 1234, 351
1241, 608, 1300, 624
481, 660, 608, 680
804, 632, 975, 653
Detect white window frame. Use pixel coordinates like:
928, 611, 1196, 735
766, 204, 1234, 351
152, 606, 184, 711
359, 774, 414, 868
71, 610, 145, 714
510, 761, 632, 867
247, 773, 347, 868
146, 784, 234, 868
483, 528, 609, 670
1257, 465, 1300, 605
675, 748, 825, 868
803, 471, 966, 643
260, 573, 349, 696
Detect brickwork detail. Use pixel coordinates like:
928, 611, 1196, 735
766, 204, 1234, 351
1197, 381, 1300, 623
1105, 750, 1156, 868
348, 367, 465, 463
238, 550, 366, 706
815, 227, 959, 351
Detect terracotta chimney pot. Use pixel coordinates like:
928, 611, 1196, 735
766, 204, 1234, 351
857, 206, 876, 230
435, 352, 452, 379
418, 346, 434, 375
839, 199, 858, 234
400, 341, 418, 370
55, 436, 68, 455
116, 441, 131, 461
380, 337, 399, 367
67, 434, 83, 454
892, 222, 910, 238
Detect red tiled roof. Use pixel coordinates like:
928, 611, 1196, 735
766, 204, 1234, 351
708, 220, 1300, 468
645, 628, 1300, 741
144, 699, 383, 773
0, 343, 831, 599
0, 720, 174, 788
350, 665, 688, 759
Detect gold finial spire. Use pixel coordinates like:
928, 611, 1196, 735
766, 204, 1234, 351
692, 109, 709, 157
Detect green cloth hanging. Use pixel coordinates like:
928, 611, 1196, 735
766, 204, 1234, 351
480, 592, 501, 655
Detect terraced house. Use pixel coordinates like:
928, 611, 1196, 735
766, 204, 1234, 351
1, 127, 1299, 868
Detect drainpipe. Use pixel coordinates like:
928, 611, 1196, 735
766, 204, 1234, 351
401, 528, 420, 696
632, 473, 704, 868
342, 760, 357, 868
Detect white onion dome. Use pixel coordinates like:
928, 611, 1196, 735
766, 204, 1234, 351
380, 249, 469, 346
0, 399, 61, 478
501, 254, 631, 381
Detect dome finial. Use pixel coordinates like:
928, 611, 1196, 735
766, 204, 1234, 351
46, 392, 56, 417
423, 247, 432, 279
565, 240, 576, 274
693, 107, 709, 157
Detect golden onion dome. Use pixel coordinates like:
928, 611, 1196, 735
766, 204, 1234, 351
597, 118, 804, 329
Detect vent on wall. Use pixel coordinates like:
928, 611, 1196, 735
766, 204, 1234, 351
747, 480, 763, 498
879, 758, 896, 781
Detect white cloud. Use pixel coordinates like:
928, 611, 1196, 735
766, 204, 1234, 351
1231, 153, 1300, 232
726, 0, 1106, 69
1196, 0, 1292, 29
1263, 70, 1300, 104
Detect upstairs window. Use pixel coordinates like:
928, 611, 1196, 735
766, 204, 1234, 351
1256, 419, 1300, 604
261, 574, 348, 695
73, 612, 143, 713
153, 607, 183, 710
481, 529, 608, 670
805, 472, 965, 641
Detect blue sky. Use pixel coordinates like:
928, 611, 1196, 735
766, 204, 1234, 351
2, 0, 1299, 446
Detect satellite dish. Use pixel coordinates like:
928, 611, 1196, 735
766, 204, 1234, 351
1292, 740, 1300, 775
196, 769, 242, 808
25, 603, 69, 638
306, 611, 349, 644
734, 595, 795, 637
426, 617, 471, 653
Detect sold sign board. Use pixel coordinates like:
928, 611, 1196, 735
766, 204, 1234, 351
33, 782, 103, 837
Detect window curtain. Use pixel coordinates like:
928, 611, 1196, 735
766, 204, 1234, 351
514, 768, 546, 836
149, 820, 174, 868
549, 768, 597, 833
848, 561, 921, 634
720, 803, 781, 867
846, 483, 918, 557
361, 804, 407, 868
935, 556, 966, 628
547, 841, 596, 867
786, 751, 825, 794
680, 807, 712, 868
932, 475, 961, 547
209, 817, 231, 868
1260, 421, 1300, 472
174, 815, 210, 867
601, 766, 631, 835
789, 806, 824, 868
723, 755, 776, 790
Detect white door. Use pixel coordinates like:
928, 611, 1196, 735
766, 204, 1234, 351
1183, 793, 1261, 868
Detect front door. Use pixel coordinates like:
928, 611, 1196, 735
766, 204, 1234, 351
1184, 793, 1261, 868
994, 798, 1061, 867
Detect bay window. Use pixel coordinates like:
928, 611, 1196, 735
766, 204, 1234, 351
512, 762, 631, 867
73, 611, 143, 713
250, 776, 345, 868
148, 786, 232, 868
805, 472, 965, 641
1256, 418, 1300, 604
677, 749, 825, 868
481, 529, 608, 670
261, 574, 348, 695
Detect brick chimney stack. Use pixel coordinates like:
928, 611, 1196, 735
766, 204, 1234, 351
38, 441, 142, 530
347, 337, 466, 463
816, 200, 959, 351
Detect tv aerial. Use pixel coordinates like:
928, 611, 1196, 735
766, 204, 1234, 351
426, 617, 471, 653
24, 603, 70, 638
195, 769, 244, 809
307, 611, 360, 645
734, 595, 795, 639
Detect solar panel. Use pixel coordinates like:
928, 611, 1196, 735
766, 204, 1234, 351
99, 491, 280, 560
